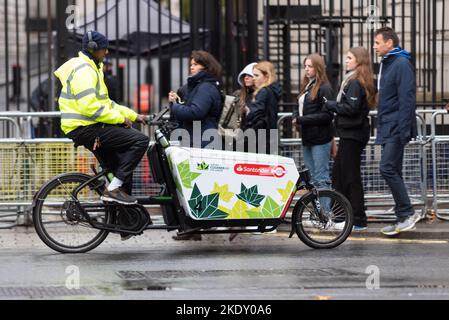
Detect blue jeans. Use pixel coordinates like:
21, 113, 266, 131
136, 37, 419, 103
379, 142, 413, 220
302, 142, 332, 190
303, 142, 332, 212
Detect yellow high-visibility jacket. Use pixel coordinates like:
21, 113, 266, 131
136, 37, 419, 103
54, 51, 137, 134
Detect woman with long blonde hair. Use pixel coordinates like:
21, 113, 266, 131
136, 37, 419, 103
292, 53, 334, 191
324, 47, 375, 231
240, 60, 281, 153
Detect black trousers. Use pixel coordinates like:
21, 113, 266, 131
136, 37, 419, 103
68, 123, 150, 194
332, 138, 367, 227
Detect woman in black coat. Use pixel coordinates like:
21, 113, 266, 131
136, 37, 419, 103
292, 53, 334, 191
324, 47, 376, 231
240, 61, 281, 154
169, 50, 223, 149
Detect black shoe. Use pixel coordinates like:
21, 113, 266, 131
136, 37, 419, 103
172, 233, 202, 241
101, 187, 137, 205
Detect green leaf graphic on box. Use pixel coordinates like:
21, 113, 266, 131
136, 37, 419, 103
246, 207, 262, 219
261, 196, 282, 218
177, 160, 201, 188
278, 180, 295, 202
236, 183, 265, 207
218, 205, 231, 214
211, 183, 234, 202
189, 183, 202, 203
229, 199, 249, 219
188, 184, 228, 219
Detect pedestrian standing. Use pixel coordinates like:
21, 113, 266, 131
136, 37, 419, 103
373, 27, 418, 235
168, 50, 223, 149
324, 47, 376, 232
292, 53, 334, 190
240, 61, 281, 154
219, 62, 257, 151
168, 50, 223, 240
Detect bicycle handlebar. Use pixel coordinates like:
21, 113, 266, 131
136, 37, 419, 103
148, 105, 170, 125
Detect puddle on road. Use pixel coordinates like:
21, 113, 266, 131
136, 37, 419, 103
116, 268, 449, 292
116, 268, 368, 291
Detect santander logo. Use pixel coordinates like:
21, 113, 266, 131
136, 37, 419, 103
234, 164, 286, 178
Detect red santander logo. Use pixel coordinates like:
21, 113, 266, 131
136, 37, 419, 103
234, 164, 286, 178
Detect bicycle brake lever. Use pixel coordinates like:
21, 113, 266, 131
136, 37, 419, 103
150, 106, 171, 125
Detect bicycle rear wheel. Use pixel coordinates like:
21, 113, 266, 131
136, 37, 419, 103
33, 173, 111, 253
294, 189, 353, 249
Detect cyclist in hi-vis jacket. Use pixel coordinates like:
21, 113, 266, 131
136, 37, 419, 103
55, 31, 149, 206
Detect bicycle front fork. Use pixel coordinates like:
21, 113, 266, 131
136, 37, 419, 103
298, 168, 328, 223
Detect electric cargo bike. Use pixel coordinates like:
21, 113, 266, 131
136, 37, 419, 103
32, 106, 353, 253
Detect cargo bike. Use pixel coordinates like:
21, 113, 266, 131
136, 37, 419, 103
32, 106, 353, 253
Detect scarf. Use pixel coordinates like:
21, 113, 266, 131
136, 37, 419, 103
337, 70, 356, 102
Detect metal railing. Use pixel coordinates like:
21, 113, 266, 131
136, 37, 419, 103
1, 1, 448, 115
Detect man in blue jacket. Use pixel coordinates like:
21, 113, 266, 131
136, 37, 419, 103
374, 27, 418, 235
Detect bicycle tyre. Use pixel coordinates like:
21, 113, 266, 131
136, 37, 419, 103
294, 189, 353, 249
33, 172, 111, 253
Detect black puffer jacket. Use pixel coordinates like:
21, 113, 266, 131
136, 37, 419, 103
293, 82, 334, 146
239, 81, 281, 153
325, 79, 370, 145
241, 81, 282, 131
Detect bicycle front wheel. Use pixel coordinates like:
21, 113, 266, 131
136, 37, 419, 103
294, 189, 353, 249
33, 173, 111, 253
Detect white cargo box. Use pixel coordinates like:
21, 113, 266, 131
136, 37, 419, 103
165, 147, 299, 220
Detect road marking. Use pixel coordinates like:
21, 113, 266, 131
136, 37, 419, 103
262, 232, 448, 244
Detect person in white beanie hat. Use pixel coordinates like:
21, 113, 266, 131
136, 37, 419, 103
219, 62, 257, 151
237, 62, 257, 86
236, 62, 257, 120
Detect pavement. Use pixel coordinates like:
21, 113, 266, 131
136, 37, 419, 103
280, 217, 449, 241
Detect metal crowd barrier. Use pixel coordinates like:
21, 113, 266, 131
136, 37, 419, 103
277, 111, 430, 222
0, 117, 21, 138
430, 110, 449, 221
0, 139, 162, 229
0, 109, 448, 228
